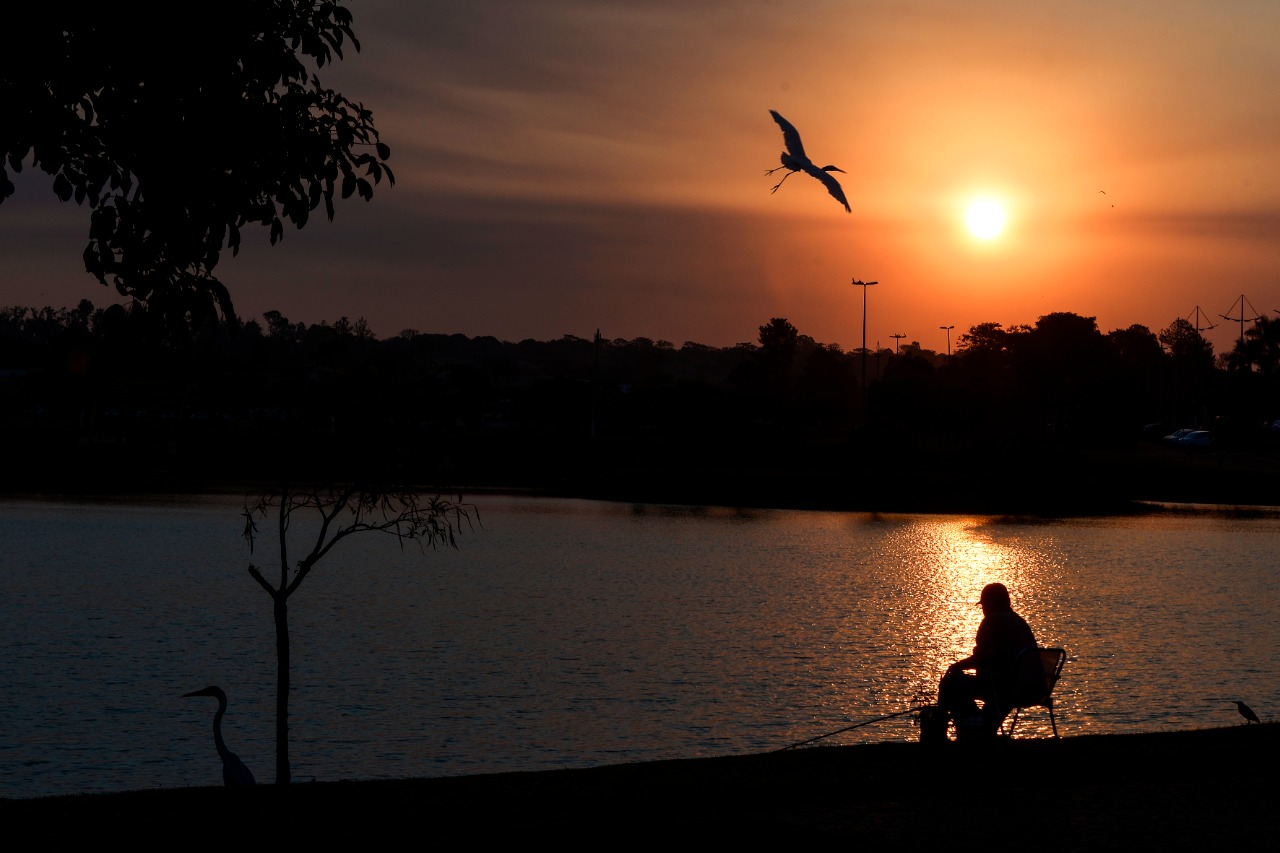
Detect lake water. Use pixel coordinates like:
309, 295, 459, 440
2, 495, 1278, 799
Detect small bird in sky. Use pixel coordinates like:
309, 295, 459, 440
1235, 700, 1260, 724
765, 110, 850, 213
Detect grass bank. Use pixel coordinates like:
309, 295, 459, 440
4, 725, 1272, 848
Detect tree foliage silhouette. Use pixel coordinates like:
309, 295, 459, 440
1159, 318, 1215, 372
757, 317, 800, 359
1222, 316, 1280, 375
1, 3, 393, 325
243, 486, 472, 784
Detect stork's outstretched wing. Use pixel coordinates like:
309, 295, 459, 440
807, 165, 851, 213
769, 110, 807, 160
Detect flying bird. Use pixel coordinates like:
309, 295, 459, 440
1235, 700, 1260, 724
765, 110, 851, 213
184, 685, 257, 786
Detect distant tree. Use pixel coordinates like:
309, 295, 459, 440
1017, 313, 1118, 436
750, 318, 800, 418
956, 322, 1015, 356
263, 310, 306, 343
1, 4, 393, 324
758, 318, 800, 360
955, 322, 1030, 374
865, 346, 941, 437
242, 486, 472, 784
1225, 316, 1280, 375
952, 322, 1025, 412
1029, 312, 1105, 350
1159, 318, 1215, 372
1108, 324, 1163, 368
1107, 324, 1165, 423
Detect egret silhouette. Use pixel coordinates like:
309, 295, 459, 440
765, 110, 851, 213
184, 686, 256, 786
1235, 700, 1260, 724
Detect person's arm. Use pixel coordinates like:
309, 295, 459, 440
950, 618, 990, 673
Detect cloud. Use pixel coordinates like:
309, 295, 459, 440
4, 0, 1280, 360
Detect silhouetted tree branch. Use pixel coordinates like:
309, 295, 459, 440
1, 3, 393, 324
242, 485, 473, 784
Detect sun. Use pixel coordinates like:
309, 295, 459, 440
965, 199, 1005, 240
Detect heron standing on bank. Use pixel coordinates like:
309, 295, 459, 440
184, 685, 256, 786
1235, 700, 1260, 724
765, 110, 851, 213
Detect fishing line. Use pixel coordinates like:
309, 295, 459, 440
777, 706, 930, 752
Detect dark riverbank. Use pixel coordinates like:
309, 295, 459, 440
4, 725, 1273, 847
8, 441, 1280, 518
8, 302, 1278, 516
569, 442, 1280, 515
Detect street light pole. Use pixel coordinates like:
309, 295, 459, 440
939, 325, 954, 356
852, 279, 878, 390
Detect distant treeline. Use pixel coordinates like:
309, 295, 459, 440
2, 300, 1278, 507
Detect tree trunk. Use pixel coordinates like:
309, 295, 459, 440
274, 592, 291, 784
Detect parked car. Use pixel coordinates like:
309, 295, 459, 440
1178, 430, 1213, 449
1163, 428, 1196, 446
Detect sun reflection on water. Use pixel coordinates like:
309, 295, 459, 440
6, 496, 1279, 798
837, 514, 1066, 737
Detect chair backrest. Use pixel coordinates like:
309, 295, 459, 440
1012, 646, 1066, 708
1001, 647, 1067, 738
1040, 647, 1066, 691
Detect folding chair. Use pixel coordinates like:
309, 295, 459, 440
1000, 647, 1066, 738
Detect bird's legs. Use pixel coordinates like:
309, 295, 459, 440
768, 170, 795, 194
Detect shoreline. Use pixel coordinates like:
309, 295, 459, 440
6, 482, 1280, 521
4, 725, 1274, 845
3, 439, 1277, 518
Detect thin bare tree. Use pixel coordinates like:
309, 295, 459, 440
242, 485, 473, 784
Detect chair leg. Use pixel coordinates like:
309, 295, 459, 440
1005, 707, 1021, 737
1048, 703, 1059, 739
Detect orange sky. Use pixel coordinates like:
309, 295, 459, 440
3, 1, 1279, 354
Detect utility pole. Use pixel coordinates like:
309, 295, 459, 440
1220, 295, 1261, 347
939, 325, 954, 356
1186, 306, 1217, 334
852, 279, 878, 390
890, 333, 906, 354
591, 328, 601, 440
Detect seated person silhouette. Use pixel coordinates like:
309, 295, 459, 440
938, 582, 1039, 737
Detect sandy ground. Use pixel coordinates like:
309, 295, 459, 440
3, 724, 1273, 848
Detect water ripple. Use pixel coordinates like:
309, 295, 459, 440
1, 496, 1277, 798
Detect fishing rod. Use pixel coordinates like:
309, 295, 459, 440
777, 705, 930, 751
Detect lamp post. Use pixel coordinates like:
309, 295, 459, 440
940, 325, 954, 356
852, 279, 878, 390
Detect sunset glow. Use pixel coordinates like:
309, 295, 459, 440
3, 1, 1280, 358
965, 199, 1006, 240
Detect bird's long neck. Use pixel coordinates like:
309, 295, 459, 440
212, 697, 232, 761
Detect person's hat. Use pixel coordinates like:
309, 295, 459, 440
978, 582, 1011, 608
